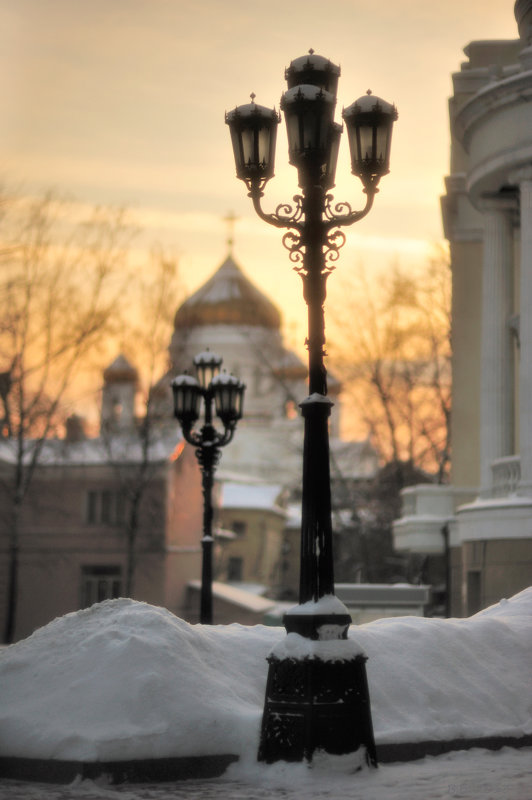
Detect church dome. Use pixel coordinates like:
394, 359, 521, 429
103, 354, 138, 385
174, 255, 281, 330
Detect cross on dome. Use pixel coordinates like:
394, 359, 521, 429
223, 210, 239, 255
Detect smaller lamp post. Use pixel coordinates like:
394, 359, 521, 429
172, 350, 245, 624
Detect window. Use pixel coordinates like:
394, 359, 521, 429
101, 490, 112, 523
87, 491, 98, 524
85, 490, 126, 525
81, 566, 122, 608
467, 571, 482, 616
231, 520, 247, 537
227, 557, 243, 582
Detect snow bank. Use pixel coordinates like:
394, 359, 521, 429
0, 588, 531, 763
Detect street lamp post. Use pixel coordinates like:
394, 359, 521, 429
226, 51, 397, 765
172, 350, 245, 625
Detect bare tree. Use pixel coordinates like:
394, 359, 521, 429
0, 190, 134, 642
102, 248, 184, 597
329, 252, 451, 482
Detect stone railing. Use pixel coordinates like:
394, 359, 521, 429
491, 455, 521, 498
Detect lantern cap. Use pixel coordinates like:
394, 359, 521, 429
193, 349, 223, 369
285, 50, 341, 96
171, 373, 200, 389
343, 90, 398, 120
281, 84, 335, 107
211, 371, 241, 388
225, 97, 280, 124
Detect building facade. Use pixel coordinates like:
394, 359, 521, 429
0, 425, 203, 642
394, 0, 532, 616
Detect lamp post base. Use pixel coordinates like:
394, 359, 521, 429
257, 608, 377, 767
257, 649, 377, 766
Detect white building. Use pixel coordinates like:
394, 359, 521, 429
394, 0, 532, 616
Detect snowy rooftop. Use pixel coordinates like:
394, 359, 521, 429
0, 430, 182, 467
220, 481, 285, 514
174, 255, 281, 330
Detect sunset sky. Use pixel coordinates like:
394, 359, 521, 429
1, 0, 519, 348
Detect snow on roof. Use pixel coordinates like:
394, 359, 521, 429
220, 481, 285, 514
103, 354, 138, 383
188, 580, 275, 613
0, 430, 182, 467
0, 588, 531, 763
174, 255, 281, 330
285, 502, 302, 527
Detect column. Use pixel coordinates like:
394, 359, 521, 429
478, 196, 515, 495
511, 167, 532, 493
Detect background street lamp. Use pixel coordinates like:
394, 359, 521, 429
172, 350, 245, 625
226, 51, 397, 765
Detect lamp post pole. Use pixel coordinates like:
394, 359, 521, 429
172, 351, 245, 625
226, 51, 397, 765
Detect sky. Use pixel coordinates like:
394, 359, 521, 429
0, 0, 520, 350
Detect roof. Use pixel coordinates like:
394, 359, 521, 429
187, 580, 276, 613
174, 255, 281, 330
0, 430, 182, 468
103, 354, 138, 384
220, 481, 286, 515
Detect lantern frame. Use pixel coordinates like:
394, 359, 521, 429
342, 91, 398, 190
280, 85, 336, 181
171, 374, 201, 427
212, 372, 245, 425
225, 99, 280, 189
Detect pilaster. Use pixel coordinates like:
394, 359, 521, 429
477, 195, 516, 495
510, 165, 532, 492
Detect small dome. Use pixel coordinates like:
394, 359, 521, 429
174, 255, 281, 330
103, 354, 138, 385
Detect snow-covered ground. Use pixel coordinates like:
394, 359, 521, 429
0, 589, 531, 797
1, 748, 531, 799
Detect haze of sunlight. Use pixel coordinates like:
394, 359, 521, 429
0, 0, 518, 353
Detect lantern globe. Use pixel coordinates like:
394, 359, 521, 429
280, 84, 336, 177
285, 51, 341, 98
171, 374, 201, 426
225, 100, 280, 186
322, 121, 342, 189
211, 372, 245, 425
342, 91, 398, 189
194, 349, 223, 390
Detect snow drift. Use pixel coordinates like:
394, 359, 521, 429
0, 588, 531, 763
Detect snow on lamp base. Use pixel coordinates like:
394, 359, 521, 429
257, 602, 377, 766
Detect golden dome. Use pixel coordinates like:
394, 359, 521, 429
174, 256, 281, 330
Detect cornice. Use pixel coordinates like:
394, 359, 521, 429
455, 68, 532, 151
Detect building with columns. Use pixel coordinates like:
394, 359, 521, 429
394, 0, 532, 616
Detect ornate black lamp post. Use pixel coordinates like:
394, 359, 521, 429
226, 51, 397, 765
172, 350, 245, 625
